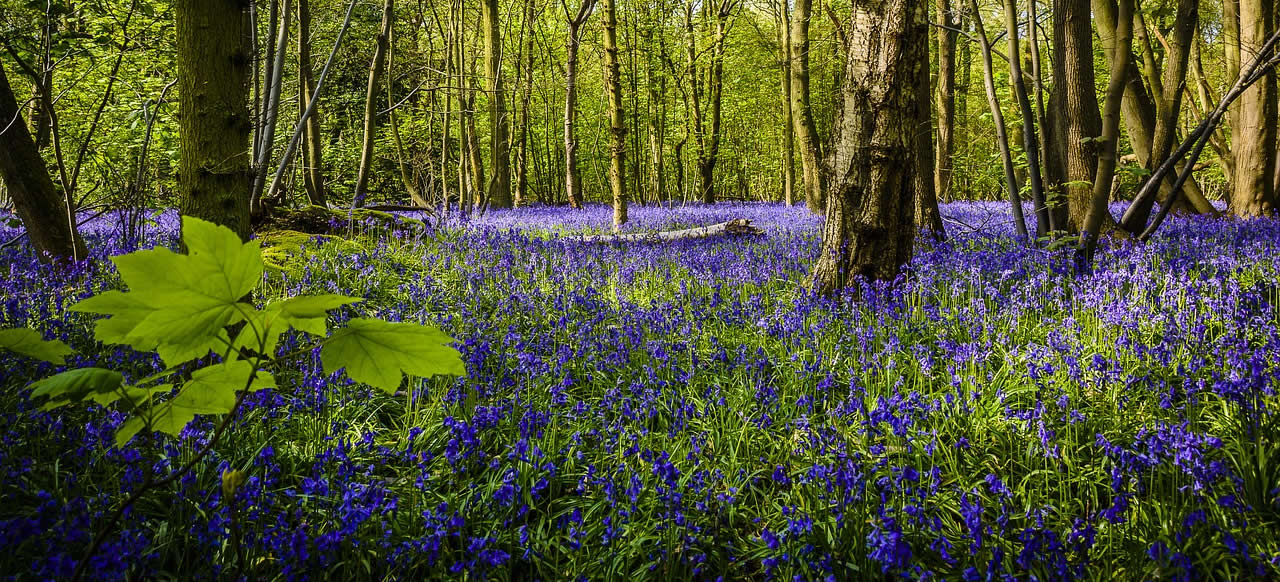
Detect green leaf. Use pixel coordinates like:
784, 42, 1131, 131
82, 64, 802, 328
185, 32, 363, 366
272, 294, 363, 338
146, 360, 265, 440
28, 368, 124, 402
115, 417, 145, 448
69, 217, 264, 366
320, 318, 465, 394
0, 328, 73, 364
88, 384, 169, 408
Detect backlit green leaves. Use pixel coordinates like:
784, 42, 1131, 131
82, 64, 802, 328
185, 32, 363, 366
320, 318, 466, 394
16, 215, 465, 451
71, 216, 263, 366
0, 328, 73, 364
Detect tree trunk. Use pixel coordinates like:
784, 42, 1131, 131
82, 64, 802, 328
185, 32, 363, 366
647, 17, 667, 204
603, 0, 627, 226
1231, 0, 1278, 216
175, 0, 252, 240
563, 2, 594, 209
251, 0, 292, 214
1117, 0, 1199, 232
297, 0, 327, 206
1050, 0, 1105, 233
0, 61, 86, 261
969, 0, 1029, 238
482, 0, 512, 208
810, 0, 926, 295
934, 0, 957, 203
1080, 0, 1132, 262
779, 1, 796, 206
515, 0, 536, 207
791, 0, 824, 212
914, 23, 944, 238
1003, 0, 1049, 236
353, 0, 394, 208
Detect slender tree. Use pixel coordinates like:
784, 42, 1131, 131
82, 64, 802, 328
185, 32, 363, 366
969, 0, 1029, 238
811, 0, 927, 294
563, 0, 596, 209
778, 0, 796, 206
934, 0, 957, 203
1002, 0, 1048, 235
790, 0, 824, 212
602, 0, 627, 225
298, 0, 327, 206
175, 0, 252, 240
353, 0, 395, 208
1079, 0, 1132, 263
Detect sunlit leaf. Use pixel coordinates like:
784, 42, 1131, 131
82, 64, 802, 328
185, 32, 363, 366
320, 318, 465, 394
0, 328, 73, 364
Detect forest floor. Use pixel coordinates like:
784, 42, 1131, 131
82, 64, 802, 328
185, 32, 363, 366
1, 202, 1278, 580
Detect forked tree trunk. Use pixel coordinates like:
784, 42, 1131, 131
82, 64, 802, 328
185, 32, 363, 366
811, 0, 926, 295
791, 0, 825, 212
1080, 0, 1132, 263
563, 0, 595, 209
1003, 0, 1049, 236
176, 0, 252, 240
0, 61, 86, 261
602, 0, 627, 226
969, 0, 1029, 238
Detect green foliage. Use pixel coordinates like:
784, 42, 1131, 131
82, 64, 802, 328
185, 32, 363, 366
0, 327, 73, 364
1, 216, 465, 448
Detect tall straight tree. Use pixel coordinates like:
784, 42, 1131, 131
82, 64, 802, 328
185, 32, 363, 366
1002, 0, 1049, 235
298, 0, 327, 206
514, 0, 537, 206
353, 0, 395, 208
1231, 0, 1277, 216
777, 0, 795, 206
563, 0, 596, 209
602, 0, 627, 225
175, 0, 251, 240
790, 0, 824, 212
811, 0, 927, 294
482, 0, 512, 208
0, 61, 86, 262
934, 0, 957, 203
969, 0, 1030, 238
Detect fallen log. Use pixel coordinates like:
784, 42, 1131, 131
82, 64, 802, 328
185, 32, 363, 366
562, 219, 764, 244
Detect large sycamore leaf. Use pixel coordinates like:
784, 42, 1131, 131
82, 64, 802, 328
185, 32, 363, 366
70, 217, 263, 366
320, 318, 465, 394
0, 328, 73, 364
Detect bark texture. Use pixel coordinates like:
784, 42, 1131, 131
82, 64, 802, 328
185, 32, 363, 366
1049, 0, 1104, 233
933, 0, 956, 203
176, 0, 252, 240
1231, 0, 1277, 216
603, 0, 627, 225
811, 0, 926, 294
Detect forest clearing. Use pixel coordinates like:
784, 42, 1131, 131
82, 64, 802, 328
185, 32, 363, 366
2, 0, 1280, 579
